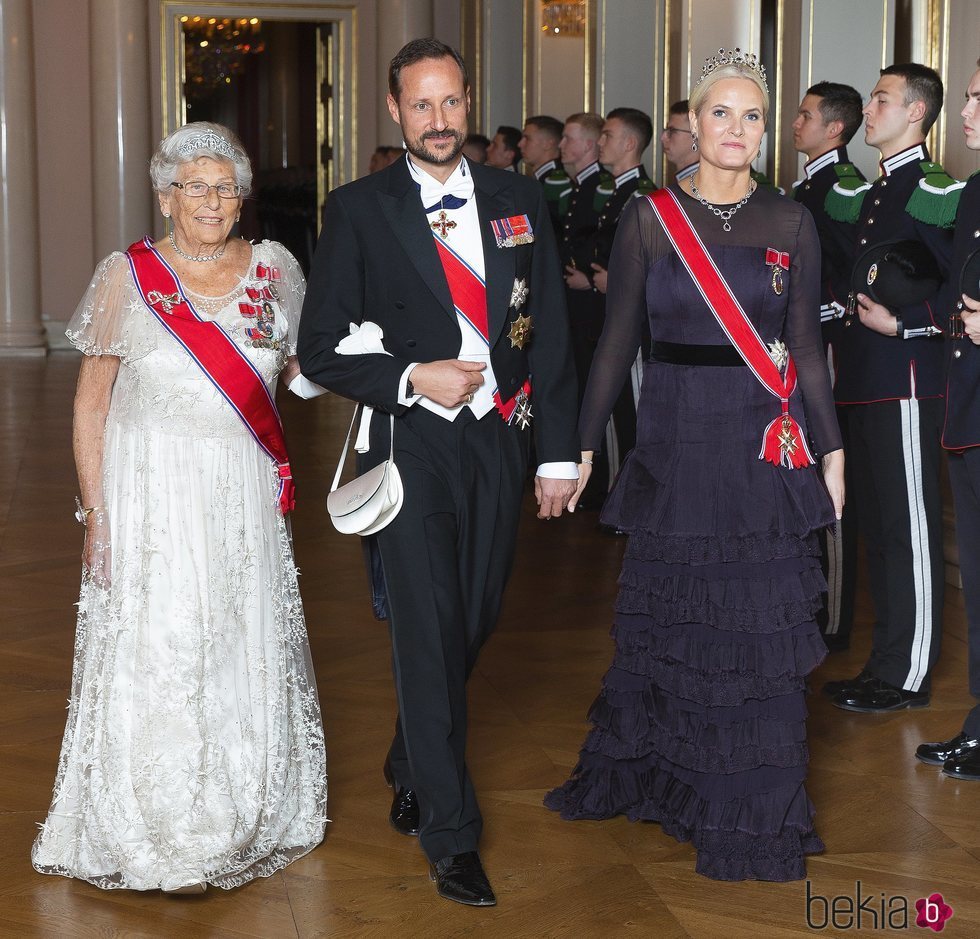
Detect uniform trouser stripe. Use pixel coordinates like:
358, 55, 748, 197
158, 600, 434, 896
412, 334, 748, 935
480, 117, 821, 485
900, 393, 933, 691
823, 526, 844, 635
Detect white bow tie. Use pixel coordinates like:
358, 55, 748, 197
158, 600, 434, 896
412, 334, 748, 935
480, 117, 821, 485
411, 159, 475, 213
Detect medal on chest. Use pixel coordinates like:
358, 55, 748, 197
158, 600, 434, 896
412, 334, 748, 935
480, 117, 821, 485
430, 210, 457, 239
240, 263, 283, 350
766, 247, 789, 296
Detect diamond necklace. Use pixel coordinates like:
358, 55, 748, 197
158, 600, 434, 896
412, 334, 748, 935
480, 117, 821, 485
169, 230, 226, 262
689, 174, 756, 232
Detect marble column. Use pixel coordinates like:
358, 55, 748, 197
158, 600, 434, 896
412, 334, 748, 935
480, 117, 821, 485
377, 0, 434, 144
0, 0, 45, 353
89, 0, 153, 261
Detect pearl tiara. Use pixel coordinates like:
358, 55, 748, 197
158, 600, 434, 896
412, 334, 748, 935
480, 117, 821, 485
696, 47, 769, 94
175, 130, 238, 160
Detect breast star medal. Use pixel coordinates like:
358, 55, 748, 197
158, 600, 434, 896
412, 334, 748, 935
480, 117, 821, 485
508, 312, 533, 349
765, 247, 789, 296
510, 277, 529, 309
767, 338, 788, 371
430, 210, 456, 239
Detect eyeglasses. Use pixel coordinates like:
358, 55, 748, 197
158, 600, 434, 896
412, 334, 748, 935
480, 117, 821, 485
662, 127, 692, 138
171, 181, 243, 199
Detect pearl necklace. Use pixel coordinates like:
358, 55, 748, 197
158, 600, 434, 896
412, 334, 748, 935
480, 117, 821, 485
689, 174, 756, 232
169, 230, 226, 262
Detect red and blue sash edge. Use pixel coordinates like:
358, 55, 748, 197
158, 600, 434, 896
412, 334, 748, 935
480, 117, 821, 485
646, 190, 814, 469
432, 237, 531, 423
125, 237, 295, 512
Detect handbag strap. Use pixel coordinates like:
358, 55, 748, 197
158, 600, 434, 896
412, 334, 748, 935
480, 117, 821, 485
330, 406, 395, 493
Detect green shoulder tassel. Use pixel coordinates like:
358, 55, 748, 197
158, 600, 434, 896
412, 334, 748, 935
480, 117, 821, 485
593, 172, 614, 213
824, 163, 870, 223
905, 161, 966, 229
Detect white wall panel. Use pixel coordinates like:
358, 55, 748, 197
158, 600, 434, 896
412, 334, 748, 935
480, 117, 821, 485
798, 0, 895, 183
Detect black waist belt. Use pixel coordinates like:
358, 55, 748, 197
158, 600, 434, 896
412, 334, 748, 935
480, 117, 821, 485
651, 341, 747, 367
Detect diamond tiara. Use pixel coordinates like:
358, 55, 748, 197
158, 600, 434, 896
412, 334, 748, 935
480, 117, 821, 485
696, 47, 769, 93
175, 130, 238, 161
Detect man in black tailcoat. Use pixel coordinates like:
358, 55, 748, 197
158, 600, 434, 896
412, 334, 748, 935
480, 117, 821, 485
298, 39, 579, 906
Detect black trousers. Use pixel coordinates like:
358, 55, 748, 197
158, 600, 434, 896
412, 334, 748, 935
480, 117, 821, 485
848, 397, 944, 691
948, 447, 980, 737
817, 405, 858, 644
375, 406, 527, 863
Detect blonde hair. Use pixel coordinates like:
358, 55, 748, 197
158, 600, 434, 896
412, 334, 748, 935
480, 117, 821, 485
689, 63, 770, 122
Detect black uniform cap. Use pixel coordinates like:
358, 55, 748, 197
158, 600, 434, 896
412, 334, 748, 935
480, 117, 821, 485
851, 239, 942, 307
960, 247, 980, 301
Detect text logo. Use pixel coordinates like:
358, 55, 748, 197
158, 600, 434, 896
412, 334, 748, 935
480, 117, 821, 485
806, 882, 954, 931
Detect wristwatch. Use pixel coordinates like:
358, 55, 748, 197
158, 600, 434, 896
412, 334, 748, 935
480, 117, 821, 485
895, 314, 904, 338
406, 377, 416, 397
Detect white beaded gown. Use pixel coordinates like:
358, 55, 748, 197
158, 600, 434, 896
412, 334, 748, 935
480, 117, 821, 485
32, 241, 327, 891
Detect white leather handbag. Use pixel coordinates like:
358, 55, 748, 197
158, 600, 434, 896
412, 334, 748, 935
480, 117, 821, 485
327, 405, 403, 536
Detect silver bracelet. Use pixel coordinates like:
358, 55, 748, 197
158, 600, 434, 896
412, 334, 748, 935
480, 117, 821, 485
581, 459, 594, 465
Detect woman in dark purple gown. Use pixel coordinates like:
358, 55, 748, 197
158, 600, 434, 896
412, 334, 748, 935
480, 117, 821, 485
545, 51, 845, 881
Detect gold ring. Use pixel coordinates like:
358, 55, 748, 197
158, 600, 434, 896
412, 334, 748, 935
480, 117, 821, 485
466, 393, 474, 403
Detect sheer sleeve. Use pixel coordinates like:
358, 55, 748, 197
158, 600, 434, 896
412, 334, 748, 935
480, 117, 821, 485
265, 241, 307, 355
785, 207, 843, 455
579, 196, 652, 450
65, 253, 141, 357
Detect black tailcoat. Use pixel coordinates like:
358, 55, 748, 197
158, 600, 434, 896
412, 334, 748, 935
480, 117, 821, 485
298, 155, 578, 862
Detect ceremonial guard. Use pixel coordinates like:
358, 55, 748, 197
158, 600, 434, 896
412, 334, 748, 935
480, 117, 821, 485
916, 60, 980, 779
791, 81, 867, 651
558, 113, 605, 504
661, 99, 698, 184
830, 64, 957, 713
519, 115, 566, 233
585, 107, 656, 497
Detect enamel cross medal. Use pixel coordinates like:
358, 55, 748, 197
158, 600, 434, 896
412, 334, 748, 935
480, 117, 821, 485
431, 210, 456, 239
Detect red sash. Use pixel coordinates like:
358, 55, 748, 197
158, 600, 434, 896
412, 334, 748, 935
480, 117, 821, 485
646, 190, 814, 469
432, 237, 531, 423
125, 237, 295, 512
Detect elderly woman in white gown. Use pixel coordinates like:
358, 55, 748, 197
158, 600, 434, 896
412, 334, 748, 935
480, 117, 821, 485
32, 122, 327, 892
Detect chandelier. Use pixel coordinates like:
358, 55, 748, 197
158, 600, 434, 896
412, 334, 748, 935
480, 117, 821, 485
181, 15, 265, 98
541, 1, 586, 37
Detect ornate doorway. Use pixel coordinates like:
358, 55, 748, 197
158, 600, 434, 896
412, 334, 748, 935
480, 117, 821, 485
160, 2, 356, 271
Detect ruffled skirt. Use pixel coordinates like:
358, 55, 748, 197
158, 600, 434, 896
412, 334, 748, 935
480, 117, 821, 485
545, 363, 833, 881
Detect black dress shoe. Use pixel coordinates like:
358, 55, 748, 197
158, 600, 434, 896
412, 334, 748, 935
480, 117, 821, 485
383, 757, 420, 837
916, 732, 980, 766
429, 852, 496, 907
822, 667, 873, 698
833, 677, 930, 713
943, 745, 980, 780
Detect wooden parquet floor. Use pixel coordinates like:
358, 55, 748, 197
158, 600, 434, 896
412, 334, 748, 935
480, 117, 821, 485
2, 354, 979, 938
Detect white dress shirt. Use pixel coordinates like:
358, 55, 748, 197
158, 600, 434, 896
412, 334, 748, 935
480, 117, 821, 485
398, 154, 576, 480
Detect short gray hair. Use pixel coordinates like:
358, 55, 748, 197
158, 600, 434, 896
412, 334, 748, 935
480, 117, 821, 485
150, 121, 253, 195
